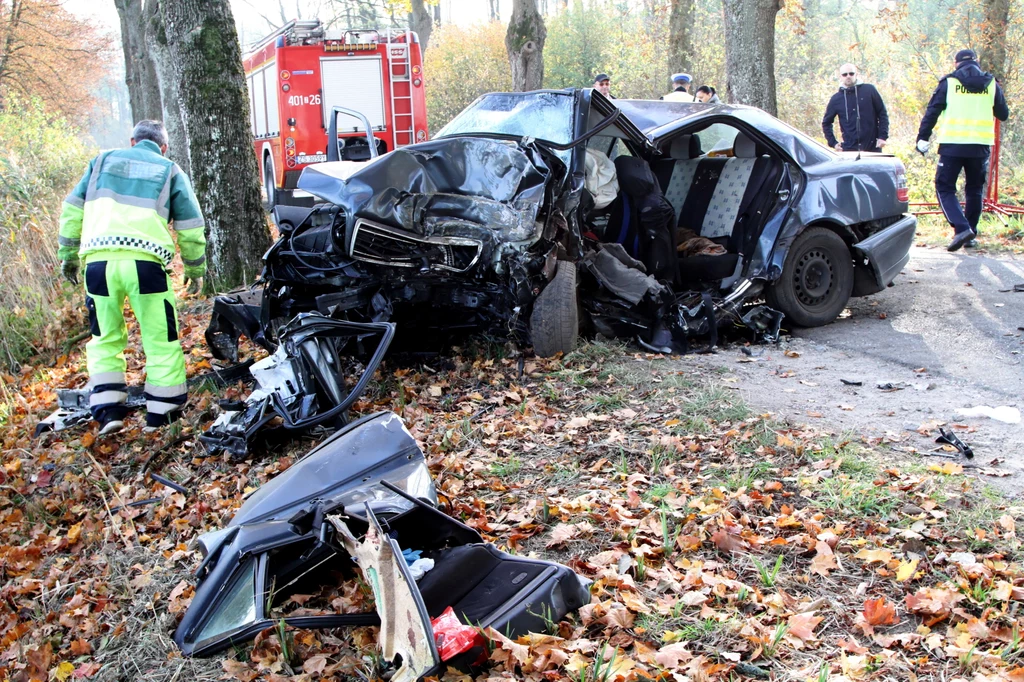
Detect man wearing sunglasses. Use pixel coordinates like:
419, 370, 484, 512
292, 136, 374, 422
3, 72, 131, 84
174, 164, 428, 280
821, 63, 889, 153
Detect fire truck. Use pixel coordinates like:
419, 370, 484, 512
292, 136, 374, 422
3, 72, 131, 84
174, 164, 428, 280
243, 19, 429, 206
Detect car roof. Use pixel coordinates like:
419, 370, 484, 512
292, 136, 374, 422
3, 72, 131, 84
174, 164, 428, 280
614, 99, 834, 165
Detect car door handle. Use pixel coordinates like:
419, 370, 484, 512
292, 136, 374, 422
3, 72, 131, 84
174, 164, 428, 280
777, 189, 790, 201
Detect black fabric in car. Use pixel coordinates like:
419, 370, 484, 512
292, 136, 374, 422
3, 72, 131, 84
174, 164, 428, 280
678, 253, 740, 284
417, 545, 548, 623
731, 160, 782, 257
612, 156, 679, 284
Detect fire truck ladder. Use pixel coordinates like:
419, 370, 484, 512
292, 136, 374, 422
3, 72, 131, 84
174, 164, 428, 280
387, 30, 415, 148
249, 19, 322, 53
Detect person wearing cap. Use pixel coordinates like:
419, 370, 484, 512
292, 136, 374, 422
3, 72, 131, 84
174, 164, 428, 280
916, 48, 1009, 252
57, 120, 206, 435
821, 63, 889, 153
695, 85, 720, 104
593, 73, 612, 98
663, 73, 694, 102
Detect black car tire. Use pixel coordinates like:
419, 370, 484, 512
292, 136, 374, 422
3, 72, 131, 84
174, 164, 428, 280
530, 260, 579, 357
766, 227, 854, 327
263, 156, 277, 210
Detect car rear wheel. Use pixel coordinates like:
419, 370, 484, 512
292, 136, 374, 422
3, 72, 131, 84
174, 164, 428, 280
765, 227, 853, 327
530, 260, 579, 357
263, 156, 277, 209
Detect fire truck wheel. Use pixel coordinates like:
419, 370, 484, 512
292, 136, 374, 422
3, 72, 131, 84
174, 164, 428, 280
530, 260, 579, 358
263, 157, 277, 209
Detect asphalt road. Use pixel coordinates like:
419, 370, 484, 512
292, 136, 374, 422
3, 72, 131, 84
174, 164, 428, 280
689, 246, 1024, 496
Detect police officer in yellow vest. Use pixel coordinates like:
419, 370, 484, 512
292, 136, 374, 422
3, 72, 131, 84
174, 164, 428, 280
58, 121, 207, 435
916, 49, 1009, 252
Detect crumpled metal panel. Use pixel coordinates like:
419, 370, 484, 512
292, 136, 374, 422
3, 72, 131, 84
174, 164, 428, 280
298, 138, 550, 242
230, 412, 436, 527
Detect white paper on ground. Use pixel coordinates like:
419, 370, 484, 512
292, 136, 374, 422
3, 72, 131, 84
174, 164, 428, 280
954, 405, 1021, 424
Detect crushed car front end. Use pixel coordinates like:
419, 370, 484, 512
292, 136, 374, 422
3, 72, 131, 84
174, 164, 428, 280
208, 91, 599, 361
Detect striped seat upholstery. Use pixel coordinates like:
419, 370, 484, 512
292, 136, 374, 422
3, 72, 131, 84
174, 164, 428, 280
656, 133, 761, 243
653, 133, 776, 283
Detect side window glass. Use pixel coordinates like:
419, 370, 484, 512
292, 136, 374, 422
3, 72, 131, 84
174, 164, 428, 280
588, 134, 616, 158
695, 124, 739, 157
194, 559, 258, 645
611, 139, 633, 159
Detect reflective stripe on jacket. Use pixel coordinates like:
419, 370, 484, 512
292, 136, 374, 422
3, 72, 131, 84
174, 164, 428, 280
58, 140, 207, 278
937, 78, 996, 145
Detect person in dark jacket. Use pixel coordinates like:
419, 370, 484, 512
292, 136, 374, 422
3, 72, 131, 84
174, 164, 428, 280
822, 63, 889, 152
695, 85, 721, 104
916, 49, 1010, 251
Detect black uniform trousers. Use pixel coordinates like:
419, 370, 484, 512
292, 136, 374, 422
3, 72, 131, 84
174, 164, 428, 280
935, 154, 988, 236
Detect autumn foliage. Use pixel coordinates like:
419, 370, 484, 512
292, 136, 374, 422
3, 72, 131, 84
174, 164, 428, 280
1, 285, 1023, 680
0, 0, 112, 124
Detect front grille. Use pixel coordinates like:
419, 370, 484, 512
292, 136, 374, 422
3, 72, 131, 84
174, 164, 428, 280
350, 220, 482, 273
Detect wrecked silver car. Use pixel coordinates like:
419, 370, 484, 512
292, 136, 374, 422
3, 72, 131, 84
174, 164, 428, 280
206, 89, 916, 359
176, 411, 591, 677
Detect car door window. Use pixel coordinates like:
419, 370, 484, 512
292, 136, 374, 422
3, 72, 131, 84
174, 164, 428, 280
610, 139, 632, 159
695, 124, 739, 157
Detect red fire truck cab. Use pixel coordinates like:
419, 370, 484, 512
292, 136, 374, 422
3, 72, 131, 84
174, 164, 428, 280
244, 20, 429, 207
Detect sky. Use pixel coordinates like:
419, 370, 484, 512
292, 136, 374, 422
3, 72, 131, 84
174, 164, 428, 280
64, 0, 513, 47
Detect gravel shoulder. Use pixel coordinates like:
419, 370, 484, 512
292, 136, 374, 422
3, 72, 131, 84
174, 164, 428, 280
678, 246, 1024, 497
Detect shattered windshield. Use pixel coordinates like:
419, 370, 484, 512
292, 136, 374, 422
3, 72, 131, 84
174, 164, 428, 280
436, 92, 575, 145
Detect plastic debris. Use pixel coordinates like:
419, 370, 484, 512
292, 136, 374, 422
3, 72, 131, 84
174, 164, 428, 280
954, 405, 1021, 424
408, 558, 435, 580
431, 606, 486, 662
935, 427, 974, 459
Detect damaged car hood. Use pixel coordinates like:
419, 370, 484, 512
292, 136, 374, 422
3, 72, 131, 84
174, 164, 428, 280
298, 137, 551, 243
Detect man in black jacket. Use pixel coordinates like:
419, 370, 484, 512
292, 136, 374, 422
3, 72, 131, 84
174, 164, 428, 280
822, 64, 889, 152
916, 49, 1010, 251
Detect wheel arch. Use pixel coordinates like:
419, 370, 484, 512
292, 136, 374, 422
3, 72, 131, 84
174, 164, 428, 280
260, 142, 275, 182
764, 223, 855, 328
801, 219, 857, 247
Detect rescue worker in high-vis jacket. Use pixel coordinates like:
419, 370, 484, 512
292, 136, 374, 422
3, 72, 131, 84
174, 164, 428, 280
58, 120, 207, 435
916, 49, 1010, 252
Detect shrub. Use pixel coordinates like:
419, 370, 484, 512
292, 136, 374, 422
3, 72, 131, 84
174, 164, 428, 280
0, 96, 94, 368
424, 22, 512, 134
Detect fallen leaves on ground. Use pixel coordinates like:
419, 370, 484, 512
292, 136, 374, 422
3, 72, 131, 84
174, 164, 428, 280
0, 287, 1022, 681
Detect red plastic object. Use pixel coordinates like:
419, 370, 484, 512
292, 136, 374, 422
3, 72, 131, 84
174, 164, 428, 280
431, 606, 486, 662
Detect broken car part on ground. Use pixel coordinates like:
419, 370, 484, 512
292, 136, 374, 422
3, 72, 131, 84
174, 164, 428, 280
200, 312, 394, 458
35, 361, 255, 437
175, 411, 591, 679
207, 88, 915, 361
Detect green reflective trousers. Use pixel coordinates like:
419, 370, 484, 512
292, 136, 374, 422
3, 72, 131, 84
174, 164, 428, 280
84, 252, 187, 427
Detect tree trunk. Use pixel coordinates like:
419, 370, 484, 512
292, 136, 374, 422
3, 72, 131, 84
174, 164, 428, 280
979, 0, 1010, 84
114, 0, 163, 121
506, 0, 546, 91
721, 0, 781, 115
410, 0, 433, 53
0, 0, 26, 110
159, 0, 270, 291
668, 0, 695, 90
144, 0, 190, 175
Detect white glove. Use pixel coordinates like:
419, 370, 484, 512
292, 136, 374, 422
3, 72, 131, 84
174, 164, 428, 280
916, 140, 930, 155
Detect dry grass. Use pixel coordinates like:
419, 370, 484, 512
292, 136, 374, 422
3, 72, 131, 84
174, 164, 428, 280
0, 97, 93, 369
87, 546, 222, 682
913, 213, 1024, 254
